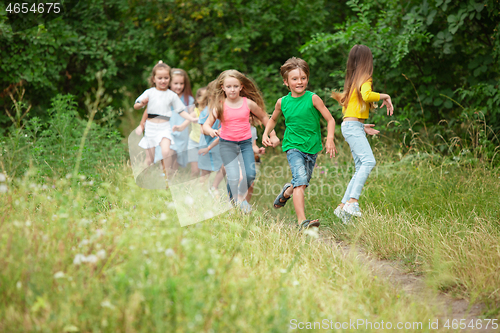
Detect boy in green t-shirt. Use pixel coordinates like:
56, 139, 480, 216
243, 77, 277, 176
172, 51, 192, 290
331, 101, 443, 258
262, 57, 337, 230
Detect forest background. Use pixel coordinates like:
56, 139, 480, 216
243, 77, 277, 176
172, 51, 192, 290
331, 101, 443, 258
1, 0, 500, 163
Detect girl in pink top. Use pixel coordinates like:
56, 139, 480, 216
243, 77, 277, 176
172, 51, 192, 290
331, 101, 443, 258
203, 70, 280, 211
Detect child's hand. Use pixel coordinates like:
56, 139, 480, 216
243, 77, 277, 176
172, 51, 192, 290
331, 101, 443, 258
270, 135, 280, 147
258, 147, 266, 154
381, 96, 394, 116
140, 97, 149, 108
262, 134, 272, 147
364, 124, 380, 136
135, 124, 144, 135
172, 125, 180, 132
198, 147, 210, 156
325, 139, 337, 158
208, 129, 219, 138
191, 117, 199, 123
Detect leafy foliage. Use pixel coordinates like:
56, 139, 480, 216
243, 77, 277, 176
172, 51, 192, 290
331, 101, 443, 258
1, 94, 124, 180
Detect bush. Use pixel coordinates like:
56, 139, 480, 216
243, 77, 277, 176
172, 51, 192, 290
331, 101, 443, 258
0, 94, 125, 181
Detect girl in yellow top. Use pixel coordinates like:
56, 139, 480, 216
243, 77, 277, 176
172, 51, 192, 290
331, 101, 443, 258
332, 44, 394, 222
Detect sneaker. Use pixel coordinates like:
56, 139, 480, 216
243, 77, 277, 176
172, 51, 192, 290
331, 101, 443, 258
343, 201, 362, 217
334, 205, 345, 219
240, 200, 252, 214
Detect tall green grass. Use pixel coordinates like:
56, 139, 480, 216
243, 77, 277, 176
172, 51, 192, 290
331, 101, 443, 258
254, 133, 500, 317
1, 162, 452, 332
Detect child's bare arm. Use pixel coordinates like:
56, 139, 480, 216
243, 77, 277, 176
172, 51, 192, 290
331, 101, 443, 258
262, 98, 282, 147
248, 99, 279, 146
312, 94, 337, 158
134, 108, 149, 135
202, 111, 219, 137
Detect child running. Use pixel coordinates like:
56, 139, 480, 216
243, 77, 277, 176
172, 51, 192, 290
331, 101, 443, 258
198, 81, 225, 194
134, 61, 198, 178
262, 57, 337, 230
169, 69, 195, 170
137, 68, 195, 171
331, 44, 394, 222
173, 86, 205, 178
203, 70, 280, 211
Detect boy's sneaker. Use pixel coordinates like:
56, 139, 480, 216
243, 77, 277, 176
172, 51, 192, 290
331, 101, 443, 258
343, 201, 362, 217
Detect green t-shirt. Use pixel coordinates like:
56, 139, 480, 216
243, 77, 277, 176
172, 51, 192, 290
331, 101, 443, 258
281, 91, 322, 154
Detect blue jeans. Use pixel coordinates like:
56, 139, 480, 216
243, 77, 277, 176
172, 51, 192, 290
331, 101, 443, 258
286, 149, 317, 188
219, 138, 256, 202
341, 121, 376, 203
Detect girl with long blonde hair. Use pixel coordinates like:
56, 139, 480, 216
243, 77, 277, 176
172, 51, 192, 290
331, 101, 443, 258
203, 70, 279, 211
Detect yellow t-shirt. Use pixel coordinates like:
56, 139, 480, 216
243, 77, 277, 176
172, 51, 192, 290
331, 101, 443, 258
342, 79, 380, 119
189, 107, 202, 143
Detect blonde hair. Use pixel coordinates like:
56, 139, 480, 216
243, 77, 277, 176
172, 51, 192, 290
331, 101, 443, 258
332, 45, 375, 111
280, 57, 310, 89
209, 70, 265, 126
148, 61, 171, 87
170, 68, 193, 104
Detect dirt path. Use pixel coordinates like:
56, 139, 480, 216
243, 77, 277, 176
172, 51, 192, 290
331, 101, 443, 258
322, 236, 495, 332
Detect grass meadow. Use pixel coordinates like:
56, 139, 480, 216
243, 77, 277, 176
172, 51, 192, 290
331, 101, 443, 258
1, 128, 499, 332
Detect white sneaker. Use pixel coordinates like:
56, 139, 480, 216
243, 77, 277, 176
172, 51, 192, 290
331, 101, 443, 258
334, 205, 345, 219
343, 202, 362, 217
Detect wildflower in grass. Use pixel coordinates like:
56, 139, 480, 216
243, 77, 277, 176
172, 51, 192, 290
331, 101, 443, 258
303, 227, 319, 239
165, 248, 175, 257
159, 213, 167, 221
54, 271, 65, 279
0, 184, 8, 193
207, 268, 215, 275
97, 250, 106, 259
85, 254, 98, 264
66, 173, 72, 179
16, 281, 22, 289
73, 254, 85, 265
100, 300, 115, 309
293, 280, 300, 286
0, 173, 5, 182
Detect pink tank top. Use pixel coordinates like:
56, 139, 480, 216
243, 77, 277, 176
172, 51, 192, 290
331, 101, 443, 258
219, 97, 252, 141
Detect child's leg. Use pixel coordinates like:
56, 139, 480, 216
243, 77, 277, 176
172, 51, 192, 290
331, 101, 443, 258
341, 122, 376, 204
219, 139, 240, 203
145, 147, 155, 166
190, 162, 200, 178
285, 149, 317, 224
292, 185, 307, 222
159, 138, 173, 178
238, 140, 256, 202
199, 169, 211, 184
213, 167, 225, 189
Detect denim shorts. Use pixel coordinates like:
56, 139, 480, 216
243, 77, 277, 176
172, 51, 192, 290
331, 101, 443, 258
286, 149, 318, 187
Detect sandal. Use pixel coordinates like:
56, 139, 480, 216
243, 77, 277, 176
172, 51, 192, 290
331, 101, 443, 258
273, 183, 292, 209
298, 219, 320, 231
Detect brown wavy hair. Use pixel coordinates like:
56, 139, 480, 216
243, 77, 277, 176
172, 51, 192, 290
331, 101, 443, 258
148, 61, 171, 88
171, 68, 193, 105
331, 45, 374, 112
280, 57, 310, 87
209, 70, 265, 126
